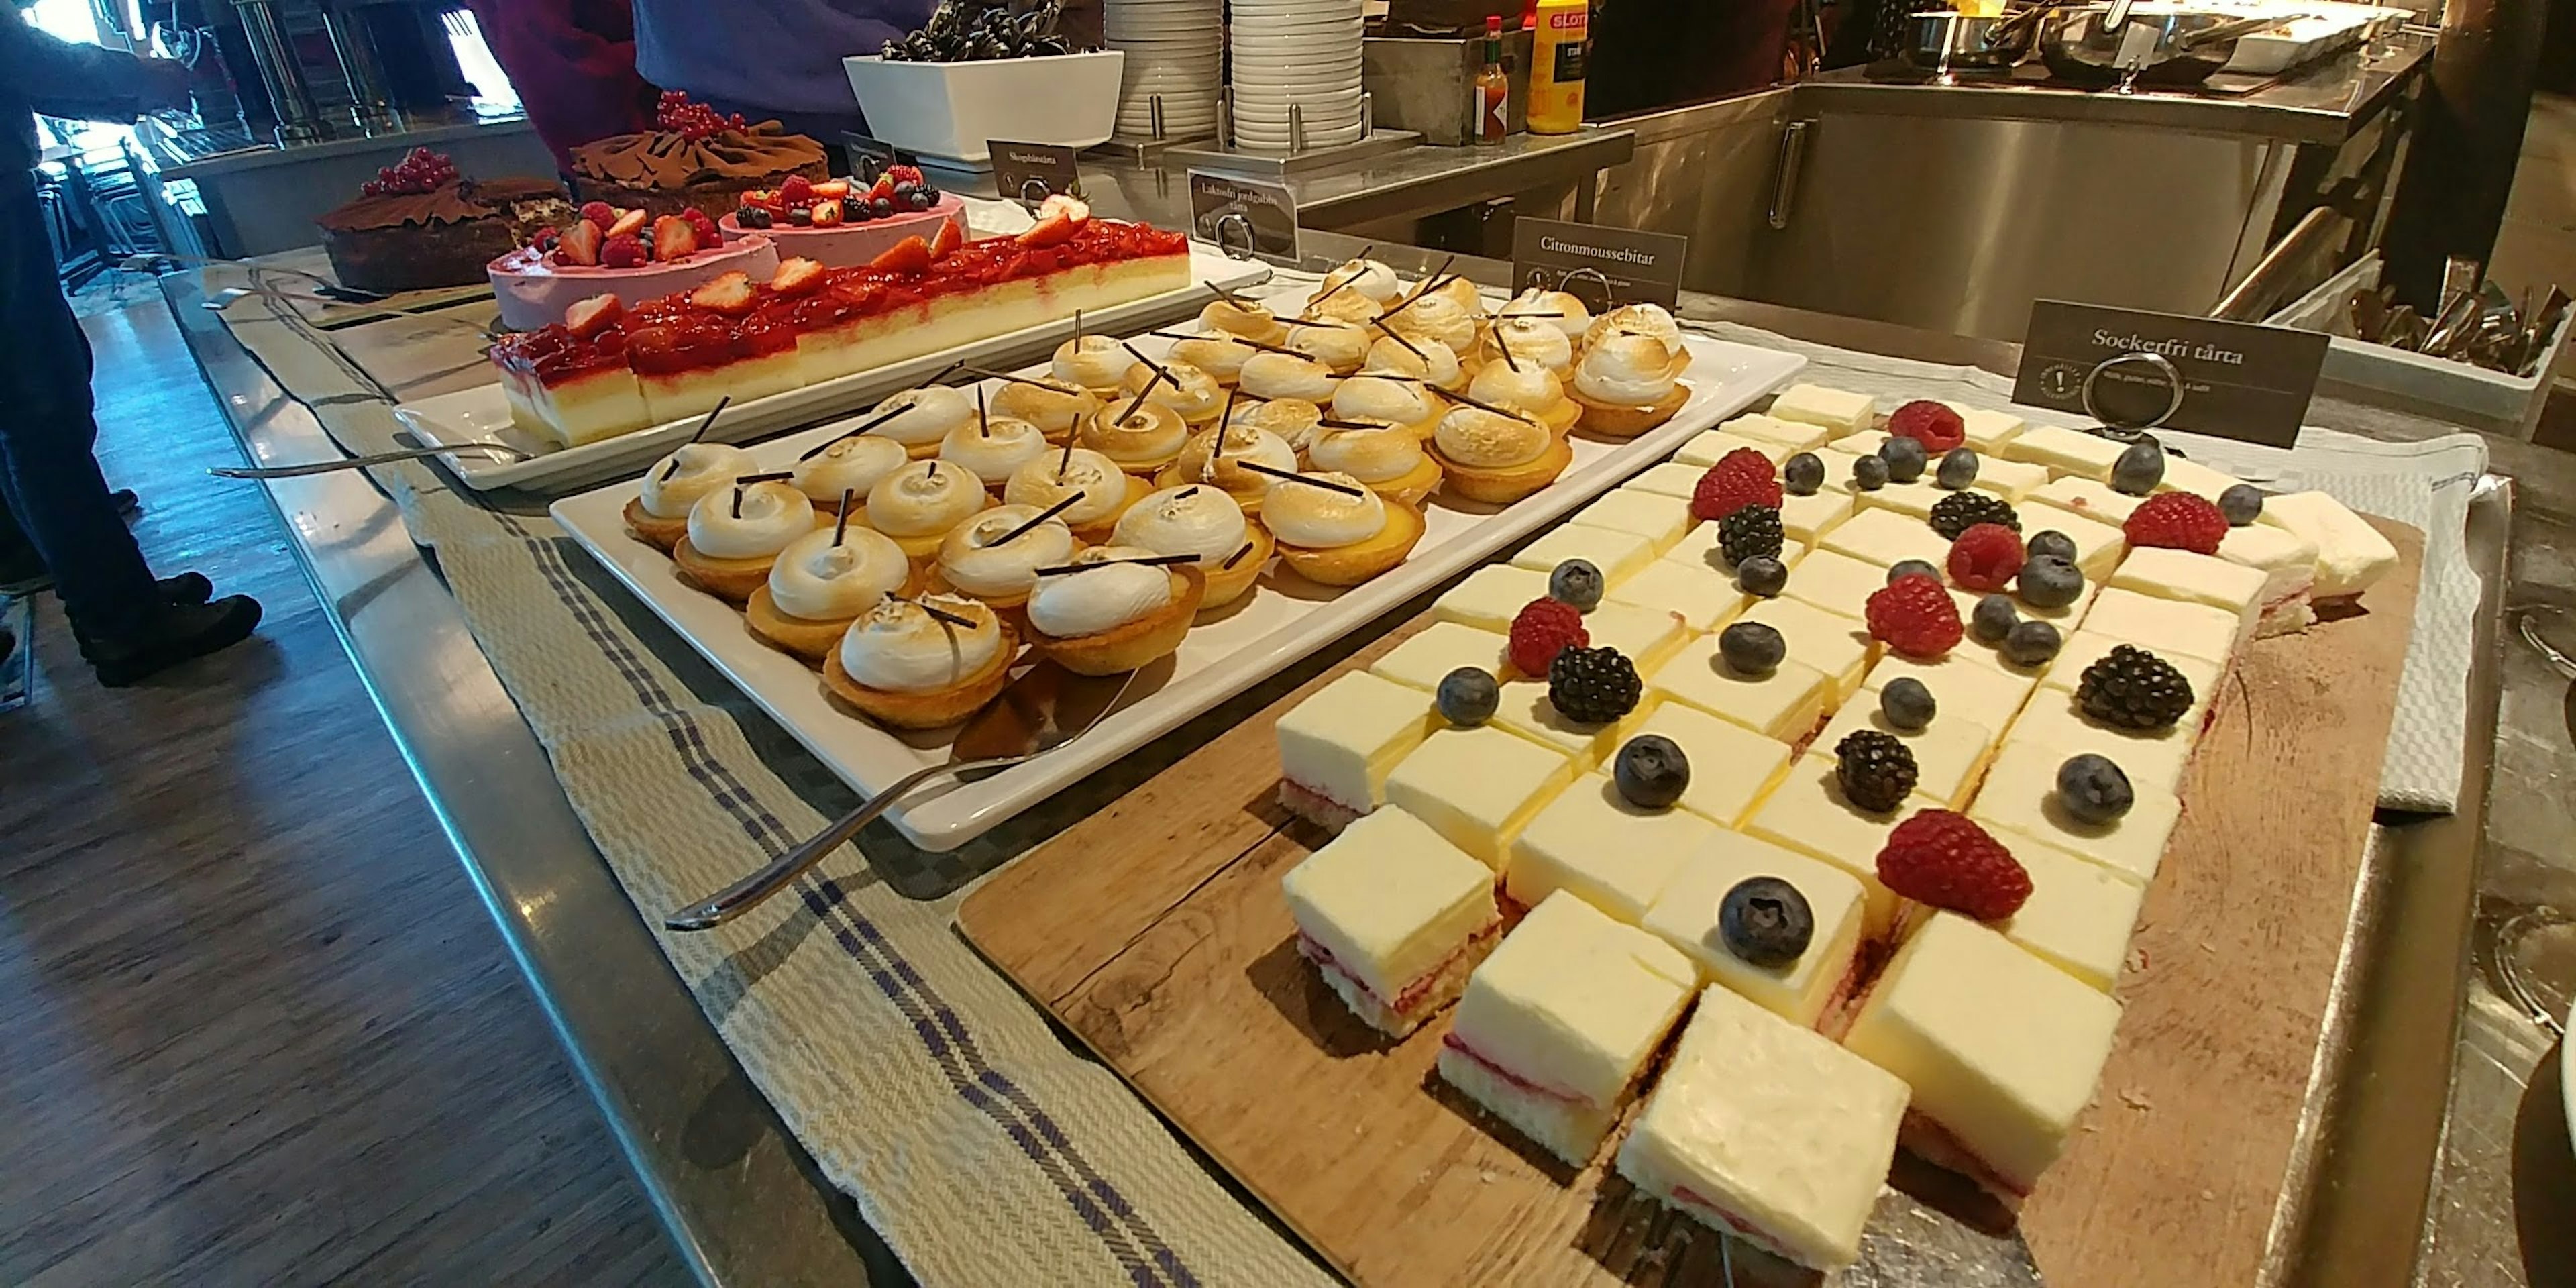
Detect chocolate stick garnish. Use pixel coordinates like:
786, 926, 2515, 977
926, 359, 967, 386
1214, 389, 1240, 458
961, 366, 1071, 393
1034, 552, 1201, 576
1222, 540, 1256, 570
990, 492, 1083, 545
1057, 432, 1074, 476
926, 460, 940, 480
730, 486, 743, 519
1368, 317, 1428, 360
804, 398, 916, 458
657, 458, 680, 482
1112, 358, 1172, 427
833, 490, 855, 545
891, 594, 977, 628
1496, 332, 1521, 372
1496, 310, 1568, 320
977, 384, 990, 437
1238, 461, 1365, 498
1316, 417, 1385, 430
1148, 329, 1300, 356
687, 395, 732, 445
1072, 308, 1083, 347
1384, 255, 1457, 318
1303, 243, 1376, 312
1206, 280, 1256, 307
735, 471, 796, 484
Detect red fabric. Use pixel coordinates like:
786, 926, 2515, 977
466, 0, 657, 170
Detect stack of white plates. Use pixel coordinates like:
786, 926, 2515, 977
1229, 0, 1366, 152
1106, 0, 1223, 140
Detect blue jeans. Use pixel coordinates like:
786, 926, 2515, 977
0, 176, 156, 637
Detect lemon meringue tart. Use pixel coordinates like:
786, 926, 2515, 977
674, 478, 823, 602
1306, 423, 1442, 506
1430, 407, 1571, 504
1284, 321, 1371, 376
1050, 333, 1139, 396
1236, 350, 1343, 404
1570, 331, 1693, 437
1155, 422, 1299, 512
1023, 544, 1205, 676
1267, 470, 1424, 587
866, 384, 978, 460
1113, 483, 1268, 608
1198, 295, 1290, 345
863, 458, 987, 560
1121, 359, 1229, 427
790, 434, 906, 513
989, 375, 1099, 443
625, 442, 754, 550
1079, 400, 1190, 476
1003, 447, 1150, 545
824, 594, 1017, 730
1467, 360, 1582, 437
928, 502, 1079, 621
1166, 331, 1257, 385
938, 413, 1051, 492
1332, 372, 1445, 441
746, 523, 917, 662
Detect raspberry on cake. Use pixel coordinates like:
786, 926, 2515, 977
1768, 383, 1878, 437
1368, 621, 1512, 692
1384, 724, 1577, 867
1843, 912, 2122, 1204
1886, 399, 1967, 452
1281, 806, 1503, 1037
1968, 737, 2182, 883
1434, 564, 1554, 633
1275, 670, 1439, 829
2123, 491, 2231, 555
1605, 558, 1747, 632
1617, 702, 1795, 827
1437, 891, 1695, 1165
1505, 774, 1717, 920
1615, 985, 1907, 1271
2256, 490, 2399, 602
1873, 810, 2031, 922
1507, 596, 1590, 676
1641, 831, 1867, 1027
1947, 524, 2026, 592
1865, 574, 1964, 661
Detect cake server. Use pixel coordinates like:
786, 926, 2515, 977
665, 663, 1140, 931
209, 441, 536, 479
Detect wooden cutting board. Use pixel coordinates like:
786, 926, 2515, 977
960, 517, 2424, 1288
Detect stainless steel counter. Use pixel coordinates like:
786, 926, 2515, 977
160, 231, 2559, 1287
1800, 30, 2434, 146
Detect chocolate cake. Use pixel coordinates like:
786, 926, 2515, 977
568, 93, 830, 221
315, 149, 573, 295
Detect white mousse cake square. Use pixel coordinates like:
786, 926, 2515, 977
2217, 521, 2320, 635
1779, 488, 1859, 545
1575, 489, 1695, 553
2026, 475, 2143, 525
1609, 558, 1749, 633
1622, 702, 1796, 827
1615, 985, 1907, 1271
1642, 830, 1867, 1028
2257, 490, 2398, 601
1863, 651, 2037, 727
1769, 383, 1878, 437
1843, 912, 2121, 1201
1438, 891, 1695, 1165
1733, 596, 1878, 706
1968, 737, 2182, 884
1669, 521, 1808, 576
1858, 479, 1946, 521
1281, 807, 1502, 1036
1648, 638, 1831, 743
1675, 430, 1789, 468
1371, 621, 1512, 692
1489, 676, 1655, 770
2002, 691, 2196, 798
1981, 830, 2146, 992
1276, 670, 1438, 828
2152, 454, 2247, 502
2110, 547, 2267, 627
1723, 412, 1831, 453
1511, 524, 1654, 586
2080, 586, 2238, 666
1622, 460, 1720, 502
1943, 402, 2026, 453
1746, 757, 1915, 934
2041, 632, 2222, 728
1823, 506, 1953, 570
1816, 700, 1997, 809
1385, 724, 1576, 868
1506, 775, 1717, 922
1434, 564, 1553, 633
1781, 546, 1890, 621
2004, 425, 2128, 482
1970, 455, 2051, 503
1582, 601, 1693, 673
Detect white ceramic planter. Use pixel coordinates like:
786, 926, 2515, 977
843, 50, 1126, 168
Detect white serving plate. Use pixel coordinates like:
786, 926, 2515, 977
551, 305, 1805, 850
388, 246, 1269, 494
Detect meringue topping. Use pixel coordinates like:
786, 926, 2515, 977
1573, 332, 1688, 407
1364, 334, 1465, 390
1236, 350, 1341, 402
1123, 360, 1227, 422
1167, 332, 1256, 383
1175, 424, 1298, 500
1383, 292, 1479, 352
1332, 374, 1436, 427
1026, 544, 1175, 639
1228, 396, 1326, 454
1307, 425, 1427, 484
1003, 447, 1131, 527
1322, 258, 1403, 303
1113, 484, 1249, 561
838, 594, 1004, 694
1263, 470, 1389, 549
1284, 321, 1370, 374
938, 415, 1050, 487
1435, 407, 1552, 469
1430, 274, 1486, 317
1199, 297, 1288, 344
791, 434, 908, 505
1051, 333, 1138, 390
1079, 401, 1190, 467
865, 458, 985, 537
767, 526, 908, 621
937, 504, 1077, 599
1468, 362, 1568, 417
990, 376, 1100, 439
1488, 315, 1574, 374
641, 443, 755, 519
870, 385, 977, 448
1503, 287, 1593, 342
1584, 301, 1684, 352
686, 480, 816, 559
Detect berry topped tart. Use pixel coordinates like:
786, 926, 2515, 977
486, 199, 779, 332
718, 164, 967, 268
568, 91, 830, 220
313, 147, 572, 294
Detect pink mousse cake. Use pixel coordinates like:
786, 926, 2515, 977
489, 236, 779, 332
719, 193, 966, 269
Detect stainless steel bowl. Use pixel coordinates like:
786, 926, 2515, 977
1901, 10, 2043, 75
2039, 7, 2285, 89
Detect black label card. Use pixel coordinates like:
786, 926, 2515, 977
1511, 218, 1688, 311
2012, 300, 2327, 448
1187, 172, 1300, 265
841, 131, 897, 182
990, 140, 1081, 207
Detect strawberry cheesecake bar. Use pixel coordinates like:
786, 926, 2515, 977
1844, 912, 2121, 1205
1281, 806, 1502, 1036
1438, 890, 1695, 1165
488, 205, 1189, 446
1616, 985, 1907, 1271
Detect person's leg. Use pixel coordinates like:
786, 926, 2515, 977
0, 179, 160, 639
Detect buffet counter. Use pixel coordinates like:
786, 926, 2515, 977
162, 231, 2564, 1287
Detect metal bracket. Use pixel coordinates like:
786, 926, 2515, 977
1768, 119, 1811, 231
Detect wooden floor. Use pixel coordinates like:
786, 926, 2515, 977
0, 297, 684, 1285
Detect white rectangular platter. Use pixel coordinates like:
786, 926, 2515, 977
551, 305, 1805, 850
391, 246, 1271, 494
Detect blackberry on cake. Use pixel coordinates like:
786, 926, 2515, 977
1929, 490, 2019, 540
1719, 504, 1786, 565
2076, 643, 2196, 730
1834, 730, 1918, 812
1548, 645, 1642, 724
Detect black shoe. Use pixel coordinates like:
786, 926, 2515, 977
111, 488, 140, 521
159, 571, 213, 606
89, 594, 262, 687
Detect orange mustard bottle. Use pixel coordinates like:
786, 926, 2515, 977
1527, 0, 1588, 134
